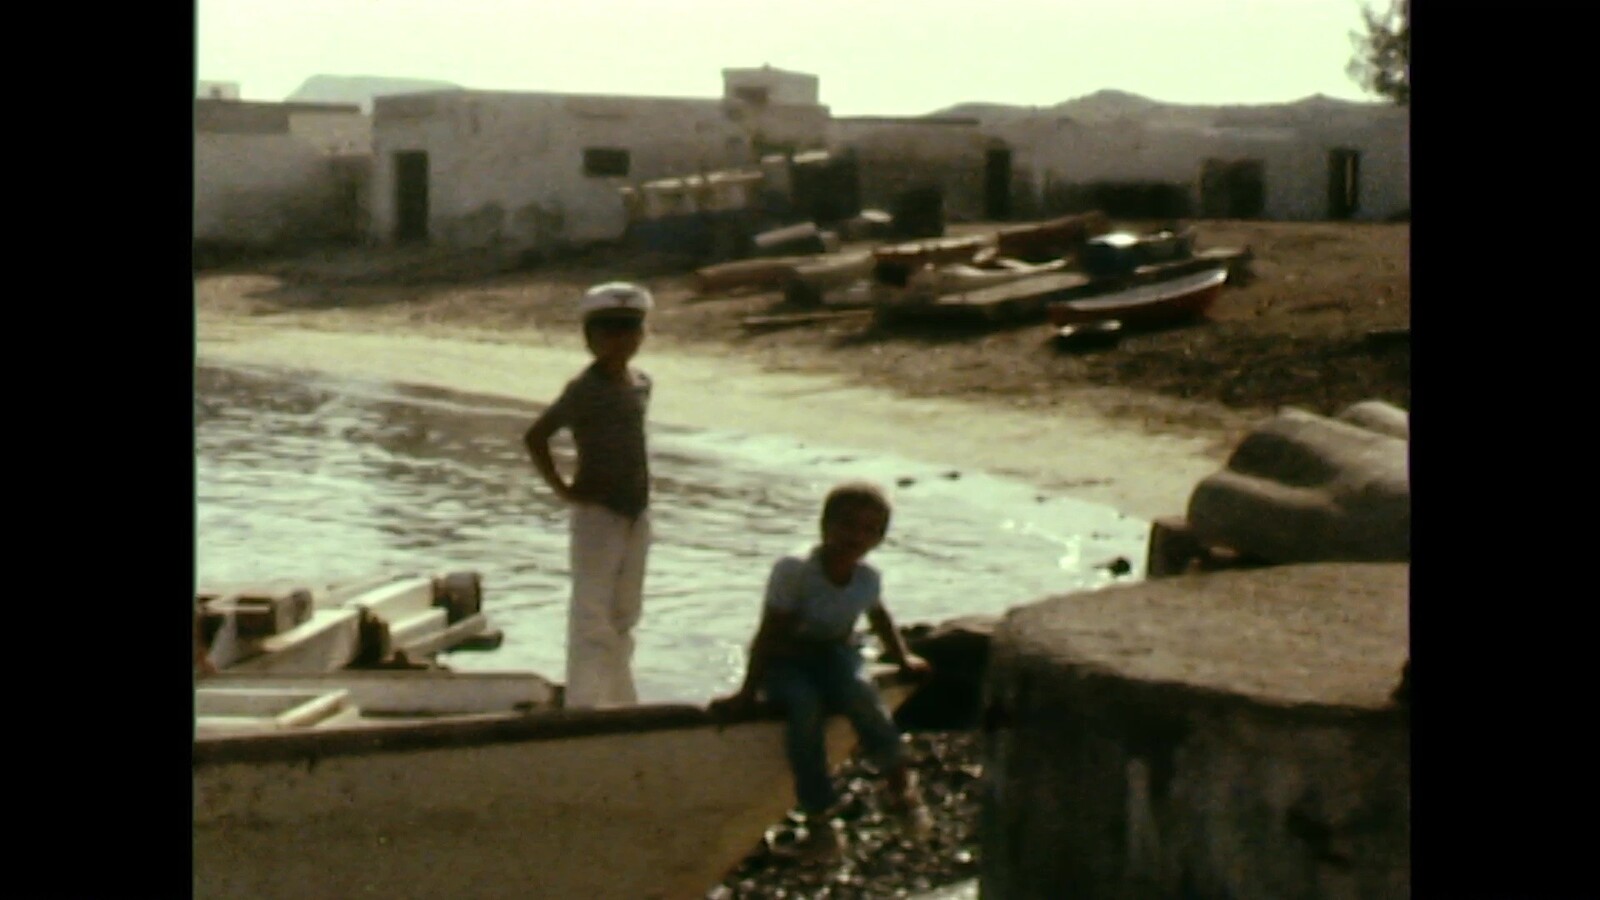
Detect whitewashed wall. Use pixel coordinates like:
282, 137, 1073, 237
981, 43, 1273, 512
370, 91, 759, 248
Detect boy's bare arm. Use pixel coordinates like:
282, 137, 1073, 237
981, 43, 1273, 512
868, 604, 931, 675
737, 607, 799, 696
523, 413, 576, 502
710, 607, 801, 714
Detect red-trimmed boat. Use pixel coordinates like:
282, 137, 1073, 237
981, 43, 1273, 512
1047, 267, 1228, 330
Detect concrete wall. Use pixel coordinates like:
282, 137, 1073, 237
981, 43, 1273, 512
980, 563, 1410, 899
370, 91, 759, 249
194, 100, 369, 247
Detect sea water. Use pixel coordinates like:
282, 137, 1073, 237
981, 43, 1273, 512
195, 362, 1149, 703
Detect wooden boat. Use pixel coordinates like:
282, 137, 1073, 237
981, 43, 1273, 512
902, 257, 1069, 296
993, 211, 1111, 262
1046, 267, 1228, 329
194, 666, 919, 900
873, 247, 1247, 328
1076, 228, 1196, 277
780, 251, 876, 305
871, 234, 994, 284
692, 255, 814, 294
875, 270, 1093, 325
197, 572, 501, 674
742, 306, 874, 331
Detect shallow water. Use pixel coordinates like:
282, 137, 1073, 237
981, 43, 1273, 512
195, 363, 1149, 704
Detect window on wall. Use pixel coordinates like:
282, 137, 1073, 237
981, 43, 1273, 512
583, 147, 631, 178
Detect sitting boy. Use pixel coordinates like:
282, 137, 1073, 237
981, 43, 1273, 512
712, 481, 934, 859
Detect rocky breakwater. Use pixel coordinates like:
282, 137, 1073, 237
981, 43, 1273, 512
979, 562, 1410, 899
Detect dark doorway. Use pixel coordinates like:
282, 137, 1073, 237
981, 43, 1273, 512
1199, 158, 1266, 219
984, 147, 1012, 220
394, 151, 430, 243
1327, 148, 1361, 220
789, 151, 861, 226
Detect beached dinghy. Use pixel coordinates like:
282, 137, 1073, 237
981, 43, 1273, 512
1047, 267, 1229, 330
1076, 228, 1196, 277
194, 666, 917, 900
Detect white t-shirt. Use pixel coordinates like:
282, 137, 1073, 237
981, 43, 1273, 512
763, 545, 882, 644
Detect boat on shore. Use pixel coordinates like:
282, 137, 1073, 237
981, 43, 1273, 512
194, 666, 918, 900
197, 571, 503, 674
1047, 266, 1229, 330
1076, 227, 1197, 277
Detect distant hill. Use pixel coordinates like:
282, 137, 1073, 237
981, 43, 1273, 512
928, 89, 1386, 128
286, 75, 463, 112
930, 90, 1176, 125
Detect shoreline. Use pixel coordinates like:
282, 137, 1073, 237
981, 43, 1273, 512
196, 310, 1238, 522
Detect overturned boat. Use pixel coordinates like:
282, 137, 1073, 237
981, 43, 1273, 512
193, 664, 918, 899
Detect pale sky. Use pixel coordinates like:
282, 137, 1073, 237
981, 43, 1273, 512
196, 0, 1383, 116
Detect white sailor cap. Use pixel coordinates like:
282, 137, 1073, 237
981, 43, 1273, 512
578, 282, 654, 320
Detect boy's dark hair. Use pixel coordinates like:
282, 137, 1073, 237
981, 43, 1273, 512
821, 481, 892, 533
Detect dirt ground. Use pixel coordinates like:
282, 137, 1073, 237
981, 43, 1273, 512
197, 218, 1409, 427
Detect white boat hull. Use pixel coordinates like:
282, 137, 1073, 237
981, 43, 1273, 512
194, 671, 914, 900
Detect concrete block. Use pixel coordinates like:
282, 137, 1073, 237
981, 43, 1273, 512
981, 563, 1409, 899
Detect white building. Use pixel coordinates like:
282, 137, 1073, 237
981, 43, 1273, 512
194, 99, 373, 251
367, 66, 831, 250
235, 68, 1408, 257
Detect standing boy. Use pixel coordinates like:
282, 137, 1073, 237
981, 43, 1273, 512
524, 282, 655, 709
713, 481, 935, 859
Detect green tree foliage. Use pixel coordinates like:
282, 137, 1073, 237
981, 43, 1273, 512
1347, 0, 1410, 106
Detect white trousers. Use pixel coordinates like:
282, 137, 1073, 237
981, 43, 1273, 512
566, 504, 652, 708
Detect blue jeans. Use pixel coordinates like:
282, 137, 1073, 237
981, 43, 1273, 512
763, 642, 907, 815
